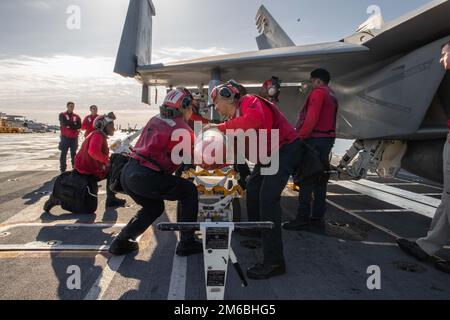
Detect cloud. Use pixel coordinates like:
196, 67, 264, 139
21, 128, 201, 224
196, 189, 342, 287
0, 55, 158, 126
0, 46, 231, 126
23, 0, 53, 10
153, 46, 231, 63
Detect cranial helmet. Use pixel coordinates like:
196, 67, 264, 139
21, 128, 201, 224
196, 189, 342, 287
160, 88, 193, 119
263, 76, 281, 97
210, 80, 241, 102
94, 112, 116, 131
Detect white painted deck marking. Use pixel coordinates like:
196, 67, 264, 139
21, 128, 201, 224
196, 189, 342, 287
167, 252, 187, 300
355, 179, 441, 208
327, 193, 362, 196
2, 198, 48, 225
0, 244, 111, 252
0, 223, 127, 252
333, 181, 437, 218
326, 198, 401, 239
349, 209, 410, 213
286, 189, 450, 250
83, 235, 142, 300
0, 222, 126, 233
167, 231, 187, 300
385, 182, 421, 186
84, 255, 126, 300
387, 177, 443, 190
285, 188, 401, 238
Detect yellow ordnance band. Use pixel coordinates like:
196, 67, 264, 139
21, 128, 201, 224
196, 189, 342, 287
186, 168, 238, 178
196, 184, 244, 196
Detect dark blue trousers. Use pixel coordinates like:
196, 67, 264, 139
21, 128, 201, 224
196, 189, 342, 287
246, 139, 303, 264
59, 136, 78, 172
297, 137, 335, 221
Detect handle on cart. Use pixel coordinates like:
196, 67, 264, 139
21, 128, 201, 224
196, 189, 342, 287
234, 222, 274, 230
233, 262, 248, 287
157, 222, 201, 231
157, 222, 274, 232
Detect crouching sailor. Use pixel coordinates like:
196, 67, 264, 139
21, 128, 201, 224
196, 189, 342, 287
109, 88, 203, 256
44, 113, 126, 213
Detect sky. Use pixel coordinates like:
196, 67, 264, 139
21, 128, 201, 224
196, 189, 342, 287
0, 0, 434, 127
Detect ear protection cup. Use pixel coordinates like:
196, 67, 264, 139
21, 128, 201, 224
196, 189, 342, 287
268, 86, 278, 97
268, 77, 281, 97
181, 96, 192, 109
94, 114, 115, 131
160, 105, 182, 119
220, 87, 235, 100
211, 81, 241, 102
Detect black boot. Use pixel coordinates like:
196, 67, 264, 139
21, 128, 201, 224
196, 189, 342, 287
106, 197, 127, 208
176, 239, 203, 256
282, 217, 324, 231
247, 262, 286, 280
282, 217, 311, 231
109, 237, 139, 255
435, 260, 450, 274
397, 238, 431, 262
235, 229, 262, 238
43, 195, 60, 213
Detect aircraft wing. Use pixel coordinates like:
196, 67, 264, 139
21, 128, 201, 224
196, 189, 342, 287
137, 42, 369, 87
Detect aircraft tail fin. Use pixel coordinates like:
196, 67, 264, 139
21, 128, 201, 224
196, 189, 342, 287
255, 5, 295, 50
114, 0, 155, 78
355, 5, 385, 34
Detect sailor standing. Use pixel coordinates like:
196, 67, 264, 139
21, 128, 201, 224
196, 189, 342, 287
397, 41, 450, 274
58, 102, 81, 173
81, 105, 98, 138
283, 69, 338, 231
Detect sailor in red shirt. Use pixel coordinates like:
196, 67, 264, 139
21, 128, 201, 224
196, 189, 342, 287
188, 92, 209, 129
45, 113, 126, 213
283, 68, 338, 232
206, 80, 303, 280
58, 102, 81, 173
259, 76, 282, 105
109, 88, 202, 257
174, 92, 210, 177
81, 105, 98, 138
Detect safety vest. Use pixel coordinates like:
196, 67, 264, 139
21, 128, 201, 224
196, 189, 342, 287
130, 115, 195, 174
296, 86, 338, 139
60, 112, 80, 139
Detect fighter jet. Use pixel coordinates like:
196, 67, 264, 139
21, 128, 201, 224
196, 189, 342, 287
114, 0, 450, 183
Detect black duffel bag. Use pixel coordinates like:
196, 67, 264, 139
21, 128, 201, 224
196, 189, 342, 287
109, 153, 130, 194
293, 142, 328, 185
52, 170, 98, 214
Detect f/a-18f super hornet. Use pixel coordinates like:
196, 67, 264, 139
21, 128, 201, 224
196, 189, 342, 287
114, 0, 450, 183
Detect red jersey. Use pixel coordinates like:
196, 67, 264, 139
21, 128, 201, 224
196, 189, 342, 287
82, 114, 97, 138
59, 112, 81, 139
130, 115, 195, 174
217, 95, 298, 161
296, 86, 338, 139
188, 113, 209, 130
74, 130, 109, 180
